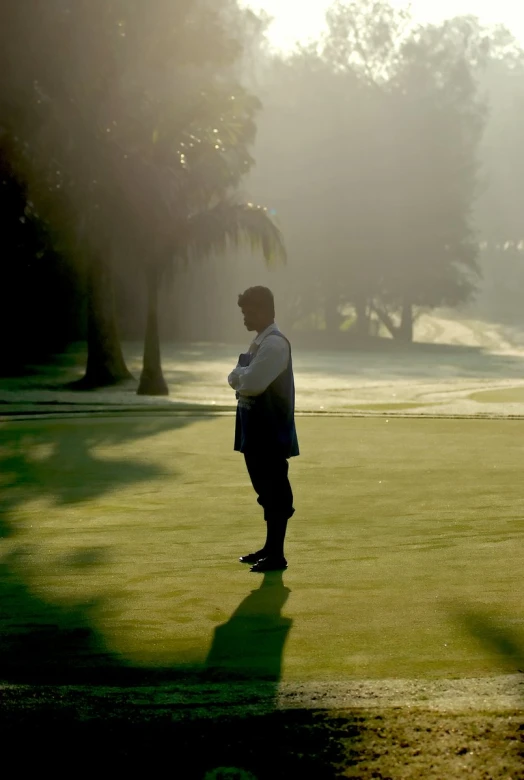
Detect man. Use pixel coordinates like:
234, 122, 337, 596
228, 286, 299, 573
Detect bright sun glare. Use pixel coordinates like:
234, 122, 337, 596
244, 0, 524, 51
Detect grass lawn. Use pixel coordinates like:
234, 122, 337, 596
3, 413, 524, 778
470, 386, 524, 404
2, 414, 524, 684
4, 333, 524, 416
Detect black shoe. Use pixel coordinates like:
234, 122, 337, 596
239, 549, 266, 564
250, 556, 288, 573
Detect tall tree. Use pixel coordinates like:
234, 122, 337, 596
321, 4, 489, 341
0, 0, 273, 384
130, 79, 287, 395
249, 4, 489, 342
0, 138, 65, 372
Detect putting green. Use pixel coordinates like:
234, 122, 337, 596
470, 386, 524, 404
1, 415, 524, 682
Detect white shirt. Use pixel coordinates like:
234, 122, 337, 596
228, 323, 290, 397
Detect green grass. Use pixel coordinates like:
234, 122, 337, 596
1, 415, 524, 683
339, 402, 442, 412
470, 386, 524, 404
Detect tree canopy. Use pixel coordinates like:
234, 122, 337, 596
247, 3, 492, 340
2, 0, 524, 365
0, 0, 286, 387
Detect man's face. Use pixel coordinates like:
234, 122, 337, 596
241, 302, 271, 333
241, 302, 260, 332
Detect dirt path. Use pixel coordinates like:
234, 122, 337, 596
2, 674, 523, 719
2, 679, 523, 778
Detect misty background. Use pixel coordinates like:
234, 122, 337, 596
2, 0, 524, 388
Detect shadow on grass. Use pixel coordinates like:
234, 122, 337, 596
0, 415, 193, 533
0, 553, 351, 778
7, 339, 524, 398
0, 342, 201, 393
0, 414, 203, 683
0, 556, 352, 777
205, 571, 292, 683
0, 414, 353, 777
456, 608, 524, 678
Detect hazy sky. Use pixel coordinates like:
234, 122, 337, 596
244, 1, 524, 50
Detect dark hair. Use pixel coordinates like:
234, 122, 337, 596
238, 286, 275, 318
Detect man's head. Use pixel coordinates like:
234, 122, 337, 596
238, 286, 275, 334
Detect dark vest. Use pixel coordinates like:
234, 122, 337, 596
234, 331, 299, 459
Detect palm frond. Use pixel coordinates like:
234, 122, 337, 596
179, 201, 287, 267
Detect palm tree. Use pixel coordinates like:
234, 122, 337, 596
137, 201, 286, 396
0, 0, 268, 388
135, 85, 287, 396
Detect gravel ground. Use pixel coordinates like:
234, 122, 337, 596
1, 679, 523, 778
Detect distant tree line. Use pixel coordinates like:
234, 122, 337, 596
245, 2, 524, 343
1, 1, 524, 388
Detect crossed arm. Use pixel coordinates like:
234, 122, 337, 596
228, 335, 290, 397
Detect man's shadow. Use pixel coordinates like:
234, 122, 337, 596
205, 571, 292, 685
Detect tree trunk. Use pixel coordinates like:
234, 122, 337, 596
353, 298, 370, 338
137, 265, 169, 396
78, 256, 133, 388
398, 299, 414, 343
371, 302, 398, 339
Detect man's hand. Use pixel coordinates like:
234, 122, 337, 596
234, 335, 289, 397
228, 367, 242, 389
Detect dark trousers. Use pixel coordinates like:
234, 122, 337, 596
244, 452, 295, 523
